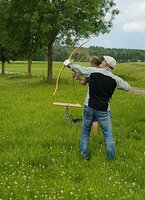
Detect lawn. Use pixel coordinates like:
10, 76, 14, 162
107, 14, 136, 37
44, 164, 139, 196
0, 62, 145, 199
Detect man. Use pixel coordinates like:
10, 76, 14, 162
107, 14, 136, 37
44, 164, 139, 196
63, 56, 131, 160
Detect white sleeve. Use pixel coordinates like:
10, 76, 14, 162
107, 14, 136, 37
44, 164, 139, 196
115, 76, 131, 91
70, 64, 97, 77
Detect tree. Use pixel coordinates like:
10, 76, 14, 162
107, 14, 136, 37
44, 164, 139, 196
0, 45, 11, 74
0, 0, 12, 74
36, 0, 119, 81
5, 0, 43, 77
0, 0, 38, 76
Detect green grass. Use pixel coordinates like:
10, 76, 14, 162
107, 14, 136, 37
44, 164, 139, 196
114, 62, 145, 88
4, 61, 62, 77
0, 62, 145, 199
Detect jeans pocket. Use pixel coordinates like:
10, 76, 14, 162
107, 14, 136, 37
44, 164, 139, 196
97, 111, 112, 121
83, 106, 94, 120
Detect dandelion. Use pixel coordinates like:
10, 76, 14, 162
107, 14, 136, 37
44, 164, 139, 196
51, 158, 55, 162
132, 182, 136, 187
61, 171, 65, 176
14, 181, 18, 185
129, 189, 133, 195
23, 175, 27, 182
12, 172, 16, 176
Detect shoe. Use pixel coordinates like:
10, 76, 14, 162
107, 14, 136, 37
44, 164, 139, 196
81, 154, 91, 161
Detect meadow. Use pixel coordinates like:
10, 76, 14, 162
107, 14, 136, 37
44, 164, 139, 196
0, 61, 145, 199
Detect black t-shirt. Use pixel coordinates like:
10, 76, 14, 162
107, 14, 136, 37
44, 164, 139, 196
89, 72, 117, 111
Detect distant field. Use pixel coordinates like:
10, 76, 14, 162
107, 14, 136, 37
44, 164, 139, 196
0, 62, 145, 199
4, 61, 145, 88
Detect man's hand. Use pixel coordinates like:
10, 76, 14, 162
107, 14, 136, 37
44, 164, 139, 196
63, 59, 71, 67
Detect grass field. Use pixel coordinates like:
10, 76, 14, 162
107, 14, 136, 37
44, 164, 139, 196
0, 62, 145, 199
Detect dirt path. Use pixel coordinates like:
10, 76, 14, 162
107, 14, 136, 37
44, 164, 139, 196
4, 71, 26, 75
131, 87, 145, 96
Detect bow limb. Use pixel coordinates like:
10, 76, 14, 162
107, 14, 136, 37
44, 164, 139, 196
53, 35, 94, 96
68, 35, 94, 61
53, 64, 65, 96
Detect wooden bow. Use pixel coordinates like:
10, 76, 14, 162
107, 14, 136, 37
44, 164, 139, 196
53, 35, 94, 96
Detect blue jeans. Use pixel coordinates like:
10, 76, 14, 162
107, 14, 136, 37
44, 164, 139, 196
80, 106, 115, 159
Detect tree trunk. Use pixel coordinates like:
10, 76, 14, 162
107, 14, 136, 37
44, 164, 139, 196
2, 61, 5, 74
28, 59, 32, 77
47, 42, 53, 82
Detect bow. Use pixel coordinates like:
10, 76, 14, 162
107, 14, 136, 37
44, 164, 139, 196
53, 35, 94, 96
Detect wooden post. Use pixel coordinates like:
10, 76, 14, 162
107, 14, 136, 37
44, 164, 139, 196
53, 102, 82, 123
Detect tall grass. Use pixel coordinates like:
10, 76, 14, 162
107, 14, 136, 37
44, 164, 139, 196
114, 62, 145, 88
0, 62, 145, 199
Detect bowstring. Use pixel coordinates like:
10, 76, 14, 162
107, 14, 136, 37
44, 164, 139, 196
70, 46, 89, 119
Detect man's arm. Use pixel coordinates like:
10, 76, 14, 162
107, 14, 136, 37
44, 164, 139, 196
115, 76, 131, 91
63, 60, 97, 77
70, 64, 93, 77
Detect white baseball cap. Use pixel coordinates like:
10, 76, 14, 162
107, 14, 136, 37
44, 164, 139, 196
103, 56, 116, 69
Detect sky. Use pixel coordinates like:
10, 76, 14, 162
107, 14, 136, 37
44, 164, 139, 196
85, 0, 145, 50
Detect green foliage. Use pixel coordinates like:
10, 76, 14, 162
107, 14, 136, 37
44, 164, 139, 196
52, 0, 119, 43
6, 0, 42, 60
0, 0, 13, 63
0, 62, 145, 199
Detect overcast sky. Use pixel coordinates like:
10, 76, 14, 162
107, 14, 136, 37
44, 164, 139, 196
85, 0, 145, 50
